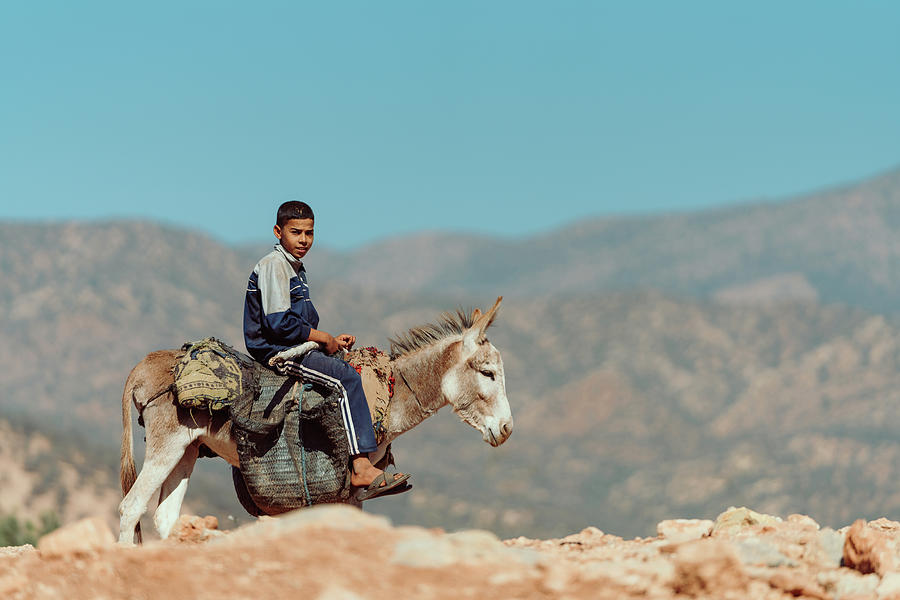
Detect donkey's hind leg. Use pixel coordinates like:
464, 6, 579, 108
118, 405, 201, 544
153, 443, 200, 539
118, 444, 188, 544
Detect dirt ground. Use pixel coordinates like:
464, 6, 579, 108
1, 505, 897, 600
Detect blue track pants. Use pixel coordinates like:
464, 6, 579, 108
296, 350, 378, 455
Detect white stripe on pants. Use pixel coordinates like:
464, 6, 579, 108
281, 359, 361, 455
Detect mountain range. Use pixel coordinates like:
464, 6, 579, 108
282, 166, 900, 312
3, 164, 900, 538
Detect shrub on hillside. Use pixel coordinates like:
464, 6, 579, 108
0, 511, 60, 547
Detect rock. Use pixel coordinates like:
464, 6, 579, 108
787, 514, 821, 529
0, 572, 28, 596
818, 569, 881, 598
540, 563, 577, 592
869, 518, 900, 534
580, 525, 604, 538
0, 545, 35, 558
578, 558, 675, 595
171, 515, 222, 543
670, 538, 749, 596
657, 519, 713, 544
711, 506, 782, 536
276, 504, 392, 531
768, 570, 829, 600
879, 572, 900, 599
733, 537, 797, 567
220, 504, 391, 544
314, 586, 365, 600
834, 572, 880, 599
391, 528, 540, 568
555, 526, 607, 551
843, 519, 898, 576
9, 507, 900, 599
37, 516, 115, 558
817, 528, 846, 567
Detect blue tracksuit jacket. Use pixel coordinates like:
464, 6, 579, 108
243, 244, 319, 365
243, 244, 377, 454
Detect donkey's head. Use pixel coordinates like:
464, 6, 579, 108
441, 297, 513, 447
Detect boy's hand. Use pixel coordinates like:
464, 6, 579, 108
309, 329, 341, 354
336, 334, 356, 350
323, 334, 341, 355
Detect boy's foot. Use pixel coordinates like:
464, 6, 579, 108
353, 472, 412, 502
350, 456, 408, 488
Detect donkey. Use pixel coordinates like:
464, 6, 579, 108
118, 297, 511, 544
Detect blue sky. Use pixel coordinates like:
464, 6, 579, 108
2, 1, 899, 248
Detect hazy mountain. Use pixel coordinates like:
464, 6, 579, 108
280, 166, 900, 312
6, 165, 900, 538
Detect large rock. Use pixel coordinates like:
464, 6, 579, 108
669, 538, 749, 596
767, 570, 829, 600
816, 528, 846, 567
817, 569, 880, 598
843, 519, 898, 576
869, 518, 900, 534
710, 507, 782, 536
0, 545, 34, 558
37, 516, 115, 558
733, 538, 796, 567
878, 572, 900, 600
170, 515, 222, 543
657, 519, 713, 544
218, 504, 391, 545
391, 528, 539, 568
0, 571, 28, 597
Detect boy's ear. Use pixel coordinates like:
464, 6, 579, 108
273, 224, 282, 240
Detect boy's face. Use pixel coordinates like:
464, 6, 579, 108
274, 218, 314, 261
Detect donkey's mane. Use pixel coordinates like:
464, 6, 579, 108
389, 308, 478, 359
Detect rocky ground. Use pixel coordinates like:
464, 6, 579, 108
3, 505, 900, 599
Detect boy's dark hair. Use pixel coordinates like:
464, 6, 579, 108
276, 201, 315, 227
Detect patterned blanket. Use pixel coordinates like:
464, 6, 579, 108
344, 347, 393, 444
173, 338, 258, 411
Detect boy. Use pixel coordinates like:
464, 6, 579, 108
243, 201, 410, 501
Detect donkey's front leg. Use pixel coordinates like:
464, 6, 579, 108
153, 443, 200, 539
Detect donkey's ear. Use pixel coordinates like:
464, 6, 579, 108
474, 296, 502, 336
464, 297, 502, 350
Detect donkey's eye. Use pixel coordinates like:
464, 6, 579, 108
480, 370, 495, 381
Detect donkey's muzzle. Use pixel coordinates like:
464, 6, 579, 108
484, 416, 513, 447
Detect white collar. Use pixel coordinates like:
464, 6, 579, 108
274, 244, 304, 271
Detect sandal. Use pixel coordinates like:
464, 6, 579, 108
353, 471, 412, 501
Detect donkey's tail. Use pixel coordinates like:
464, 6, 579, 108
120, 375, 142, 544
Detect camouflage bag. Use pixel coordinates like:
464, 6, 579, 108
173, 337, 258, 411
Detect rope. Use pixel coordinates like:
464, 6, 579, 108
397, 366, 436, 419
296, 381, 312, 506
146, 383, 175, 404
139, 383, 176, 426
